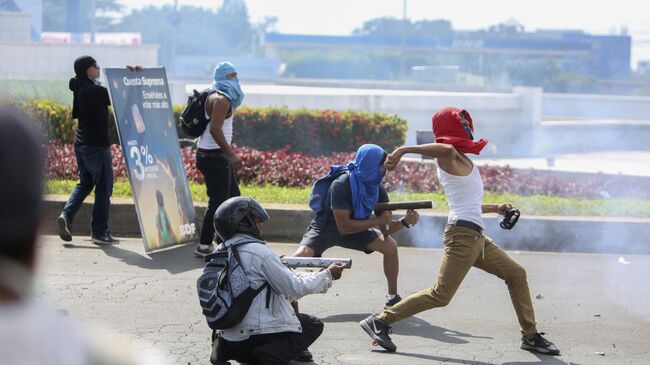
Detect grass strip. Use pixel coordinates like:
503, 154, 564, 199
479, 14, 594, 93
46, 179, 650, 218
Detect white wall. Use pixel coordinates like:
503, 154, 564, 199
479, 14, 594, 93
0, 12, 31, 42
0, 43, 158, 80
543, 93, 650, 120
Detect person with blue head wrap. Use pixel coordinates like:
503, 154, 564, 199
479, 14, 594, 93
290, 144, 421, 314
348, 144, 387, 219
210, 61, 244, 110
193, 61, 245, 258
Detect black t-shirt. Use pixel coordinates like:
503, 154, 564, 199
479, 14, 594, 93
311, 173, 389, 233
73, 82, 111, 147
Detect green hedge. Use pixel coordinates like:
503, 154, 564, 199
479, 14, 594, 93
233, 107, 407, 154
16, 99, 407, 154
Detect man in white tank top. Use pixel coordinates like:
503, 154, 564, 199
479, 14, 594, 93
194, 61, 245, 258
360, 107, 560, 356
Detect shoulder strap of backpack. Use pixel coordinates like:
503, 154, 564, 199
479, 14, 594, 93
203, 89, 233, 117
229, 244, 269, 300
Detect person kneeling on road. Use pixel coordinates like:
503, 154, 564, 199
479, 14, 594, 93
207, 196, 347, 365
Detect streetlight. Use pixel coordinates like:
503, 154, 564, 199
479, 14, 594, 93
400, 0, 408, 79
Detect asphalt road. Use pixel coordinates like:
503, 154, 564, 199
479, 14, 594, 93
34, 235, 650, 365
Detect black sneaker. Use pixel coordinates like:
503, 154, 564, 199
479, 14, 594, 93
56, 214, 72, 242
91, 231, 119, 245
359, 315, 397, 352
194, 244, 215, 258
384, 294, 402, 309
294, 349, 313, 362
520, 332, 560, 355
210, 334, 231, 365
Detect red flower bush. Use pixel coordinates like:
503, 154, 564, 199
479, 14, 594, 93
45, 143, 650, 200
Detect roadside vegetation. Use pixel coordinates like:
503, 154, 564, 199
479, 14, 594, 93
46, 179, 650, 218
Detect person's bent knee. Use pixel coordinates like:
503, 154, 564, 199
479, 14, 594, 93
293, 245, 315, 257
430, 286, 453, 307
367, 235, 397, 254
505, 265, 528, 283
384, 236, 398, 256
311, 318, 324, 337
439, 296, 452, 307
298, 313, 324, 339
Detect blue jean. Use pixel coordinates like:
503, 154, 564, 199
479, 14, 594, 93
62, 145, 114, 236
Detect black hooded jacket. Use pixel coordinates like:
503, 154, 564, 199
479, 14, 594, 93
69, 76, 111, 147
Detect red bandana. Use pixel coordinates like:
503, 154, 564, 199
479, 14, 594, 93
432, 107, 488, 155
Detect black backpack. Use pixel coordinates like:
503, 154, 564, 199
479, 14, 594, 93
179, 89, 210, 137
197, 240, 269, 330
179, 89, 234, 138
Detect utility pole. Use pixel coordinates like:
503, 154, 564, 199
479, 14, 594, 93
90, 0, 96, 43
400, 0, 407, 80
168, 0, 180, 76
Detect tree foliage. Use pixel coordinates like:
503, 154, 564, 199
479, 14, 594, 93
353, 17, 453, 40
42, 0, 121, 31
109, 0, 253, 65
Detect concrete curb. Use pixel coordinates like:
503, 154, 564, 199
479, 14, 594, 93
43, 196, 650, 254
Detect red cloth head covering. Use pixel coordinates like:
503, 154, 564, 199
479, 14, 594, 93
432, 107, 488, 155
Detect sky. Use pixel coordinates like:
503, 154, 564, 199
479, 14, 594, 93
118, 0, 650, 65
118, 0, 650, 35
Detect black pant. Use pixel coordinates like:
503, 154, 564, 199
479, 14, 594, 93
219, 313, 324, 365
196, 150, 240, 245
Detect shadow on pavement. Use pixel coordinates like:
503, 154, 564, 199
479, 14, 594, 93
502, 352, 579, 365
99, 243, 204, 274
392, 351, 496, 365
320, 313, 491, 344
320, 313, 372, 323
61, 242, 104, 250
389, 351, 574, 365
393, 316, 492, 343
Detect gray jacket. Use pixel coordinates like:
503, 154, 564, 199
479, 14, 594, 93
219, 234, 333, 341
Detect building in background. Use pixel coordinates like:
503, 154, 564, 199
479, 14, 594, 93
0, 5, 157, 81
0, 0, 42, 40
264, 28, 631, 81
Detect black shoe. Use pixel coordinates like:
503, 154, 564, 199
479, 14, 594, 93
384, 294, 402, 309
56, 214, 72, 242
520, 332, 560, 355
294, 349, 313, 362
210, 334, 231, 365
359, 315, 397, 352
194, 244, 215, 258
91, 231, 119, 245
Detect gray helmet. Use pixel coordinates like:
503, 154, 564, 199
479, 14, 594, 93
213, 196, 270, 241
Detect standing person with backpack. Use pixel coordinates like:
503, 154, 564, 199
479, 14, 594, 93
359, 107, 560, 356
194, 61, 245, 258
199, 196, 347, 365
291, 144, 420, 308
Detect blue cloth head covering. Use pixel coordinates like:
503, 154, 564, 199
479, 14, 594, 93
348, 144, 386, 219
210, 61, 244, 110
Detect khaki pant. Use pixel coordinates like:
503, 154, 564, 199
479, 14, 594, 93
379, 225, 537, 338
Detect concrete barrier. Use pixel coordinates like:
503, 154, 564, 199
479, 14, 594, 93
43, 196, 650, 255
543, 93, 650, 121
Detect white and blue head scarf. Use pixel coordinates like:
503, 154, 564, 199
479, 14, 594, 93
210, 61, 244, 110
